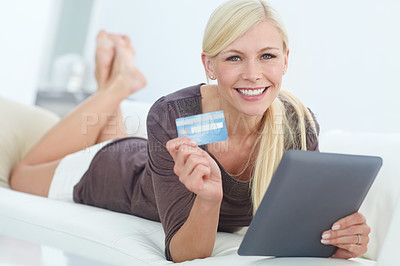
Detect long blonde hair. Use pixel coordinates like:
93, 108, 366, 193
202, 0, 317, 213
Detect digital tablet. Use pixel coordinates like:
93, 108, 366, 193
238, 150, 382, 257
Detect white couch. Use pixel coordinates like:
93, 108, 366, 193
0, 97, 398, 265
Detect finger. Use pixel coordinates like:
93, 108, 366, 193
166, 138, 197, 160
335, 243, 368, 258
321, 234, 369, 246
322, 223, 370, 240
179, 157, 210, 193
331, 212, 366, 231
173, 144, 191, 176
185, 154, 210, 176
175, 144, 203, 173
331, 248, 355, 259
172, 144, 202, 176
179, 154, 209, 181
166, 137, 197, 152
184, 164, 211, 193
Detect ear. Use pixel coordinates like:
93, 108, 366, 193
201, 52, 215, 79
283, 49, 289, 74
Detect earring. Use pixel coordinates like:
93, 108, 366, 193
209, 75, 215, 80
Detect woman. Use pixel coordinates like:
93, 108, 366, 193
10, 0, 370, 262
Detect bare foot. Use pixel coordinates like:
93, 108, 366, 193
107, 35, 147, 99
94, 30, 115, 89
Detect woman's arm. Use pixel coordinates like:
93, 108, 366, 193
169, 195, 221, 262
166, 138, 223, 262
146, 96, 225, 262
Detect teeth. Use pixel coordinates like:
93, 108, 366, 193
237, 87, 266, 96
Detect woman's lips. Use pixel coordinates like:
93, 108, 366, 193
236, 87, 268, 96
235, 86, 269, 102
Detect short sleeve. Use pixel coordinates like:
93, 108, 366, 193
146, 97, 196, 261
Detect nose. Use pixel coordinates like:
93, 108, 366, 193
241, 60, 262, 82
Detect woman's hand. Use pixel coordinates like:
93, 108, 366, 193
166, 137, 223, 204
321, 212, 370, 259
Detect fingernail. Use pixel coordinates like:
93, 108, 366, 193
322, 233, 331, 239
189, 140, 197, 146
321, 239, 330, 244
332, 225, 340, 230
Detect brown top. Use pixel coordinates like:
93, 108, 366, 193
73, 84, 320, 261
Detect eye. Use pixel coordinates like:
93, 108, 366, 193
226, 56, 241, 61
261, 53, 276, 60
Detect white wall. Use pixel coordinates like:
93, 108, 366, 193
0, 0, 61, 105
273, 0, 400, 134
84, 0, 400, 134
83, 0, 227, 100
2, 0, 398, 134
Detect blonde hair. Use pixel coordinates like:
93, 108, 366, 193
202, 0, 317, 213
203, 0, 288, 56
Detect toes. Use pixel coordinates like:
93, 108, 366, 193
94, 48, 115, 87
122, 35, 133, 48
96, 30, 114, 49
104, 34, 146, 96
96, 30, 106, 40
110, 38, 130, 75
115, 36, 135, 63
112, 35, 135, 55
95, 30, 115, 88
122, 35, 130, 43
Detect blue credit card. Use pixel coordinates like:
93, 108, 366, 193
176, 111, 228, 145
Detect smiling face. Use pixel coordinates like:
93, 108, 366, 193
203, 19, 289, 117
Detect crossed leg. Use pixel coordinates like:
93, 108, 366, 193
10, 31, 147, 197
95, 32, 138, 144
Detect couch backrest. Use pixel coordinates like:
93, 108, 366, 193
120, 100, 152, 139
319, 130, 400, 260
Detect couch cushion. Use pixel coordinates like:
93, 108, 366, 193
0, 187, 375, 265
120, 99, 152, 139
0, 97, 59, 188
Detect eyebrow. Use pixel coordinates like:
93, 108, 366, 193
220, 47, 280, 55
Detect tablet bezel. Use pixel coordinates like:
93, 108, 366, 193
238, 150, 382, 257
